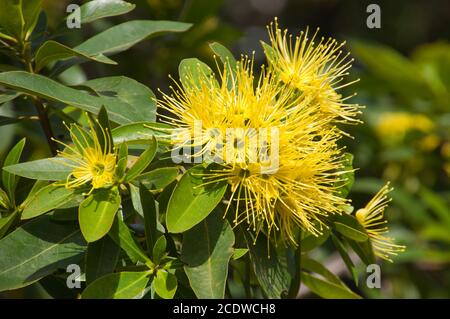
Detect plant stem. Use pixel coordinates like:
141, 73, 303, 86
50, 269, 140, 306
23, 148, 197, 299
22, 41, 57, 155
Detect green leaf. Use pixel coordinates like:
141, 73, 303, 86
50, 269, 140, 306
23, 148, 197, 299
178, 58, 215, 90
350, 40, 430, 98
0, 71, 154, 124
124, 138, 157, 182
419, 187, 450, 227
81, 271, 150, 299
333, 214, 369, 242
331, 234, 359, 285
152, 235, 167, 264
108, 215, 150, 264
133, 167, 179, 191
154, 270, 177, 299
0, 187, 10, 209
88, 105, 113, 153
139, 185, 158, 257
300, 228, 330, 251
334, 153, 354, 198
209, 42, 237, 69
302, 258, 345, 286
85, 235, 120, 285
112, 122, 172, 145
232, 248, 248, 260
346, 237, 376, 265
21, 183, 79, 219
0, 91, 21, 105
79, 187, 121, 243
81, 76, 156, 123
115, 143, 128, 180
245, 232, 291, 299
34, 40, 116, 72
0, 0, 42, 40
3, 157, 73, 181
261, 41, 276, 63
301, 272, 361, 299
66, 0, 135, 25
181, 211, 234, 299
75, 20, 191, 57
166, 166, 227, 233
209, 42, 236, 88
2, 138, 25, 204
0, 211, 18, 239
0, 215, 86, 292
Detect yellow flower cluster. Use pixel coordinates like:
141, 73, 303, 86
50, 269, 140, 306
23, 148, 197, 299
159, 17, 403, 258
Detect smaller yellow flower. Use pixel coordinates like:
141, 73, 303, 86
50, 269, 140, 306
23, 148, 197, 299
54, 120, 117, 193
355, 182, 406, 262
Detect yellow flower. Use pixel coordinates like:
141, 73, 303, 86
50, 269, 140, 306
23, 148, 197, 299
356, 183, 406, 262
266, 17, 361, 124
54, 120, 117, 193
159, 57, 350, 245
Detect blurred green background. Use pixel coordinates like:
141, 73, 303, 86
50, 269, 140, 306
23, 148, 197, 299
1, 0, 449, 298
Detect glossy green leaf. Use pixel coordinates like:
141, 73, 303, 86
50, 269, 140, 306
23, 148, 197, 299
139, 185, 159, 256
346, 237, 376, 265
85, 235, 120, 285
331, 234, 359, 285
209, 42, 236, 88
152, 235, 167, 263
81, 76, 156, 123
132, 167, 179, 191
0, 0, 42, 40
300, 228, 330, 251
34, 40, 116, 72
178, 58, 215, 90
66, 0, 135, 24
0, 72, 154, 124
125, 138, 157, 182
0, 187, 10, 209
166, 166, 227, 233
81, 271, 150, 299
245, 232, 291, 299
232, 248, 248, 260
112, 122, 172, 145
0, 211, 18, 239
181, 211, 234, 299
115, 143, 128, 180
301, 272, 361, 299
209, 42, 237, 69
3, 157, 72, 181
21, 184, 79, 219
0, 215, 86, 292
333, 214, 369, 242
75, 20, 192, 57
0, 91, 21, 105
79, 187, 121, 243
108, 215, 150, 264
154, 270, 177, 299
2, 138, 25, 204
